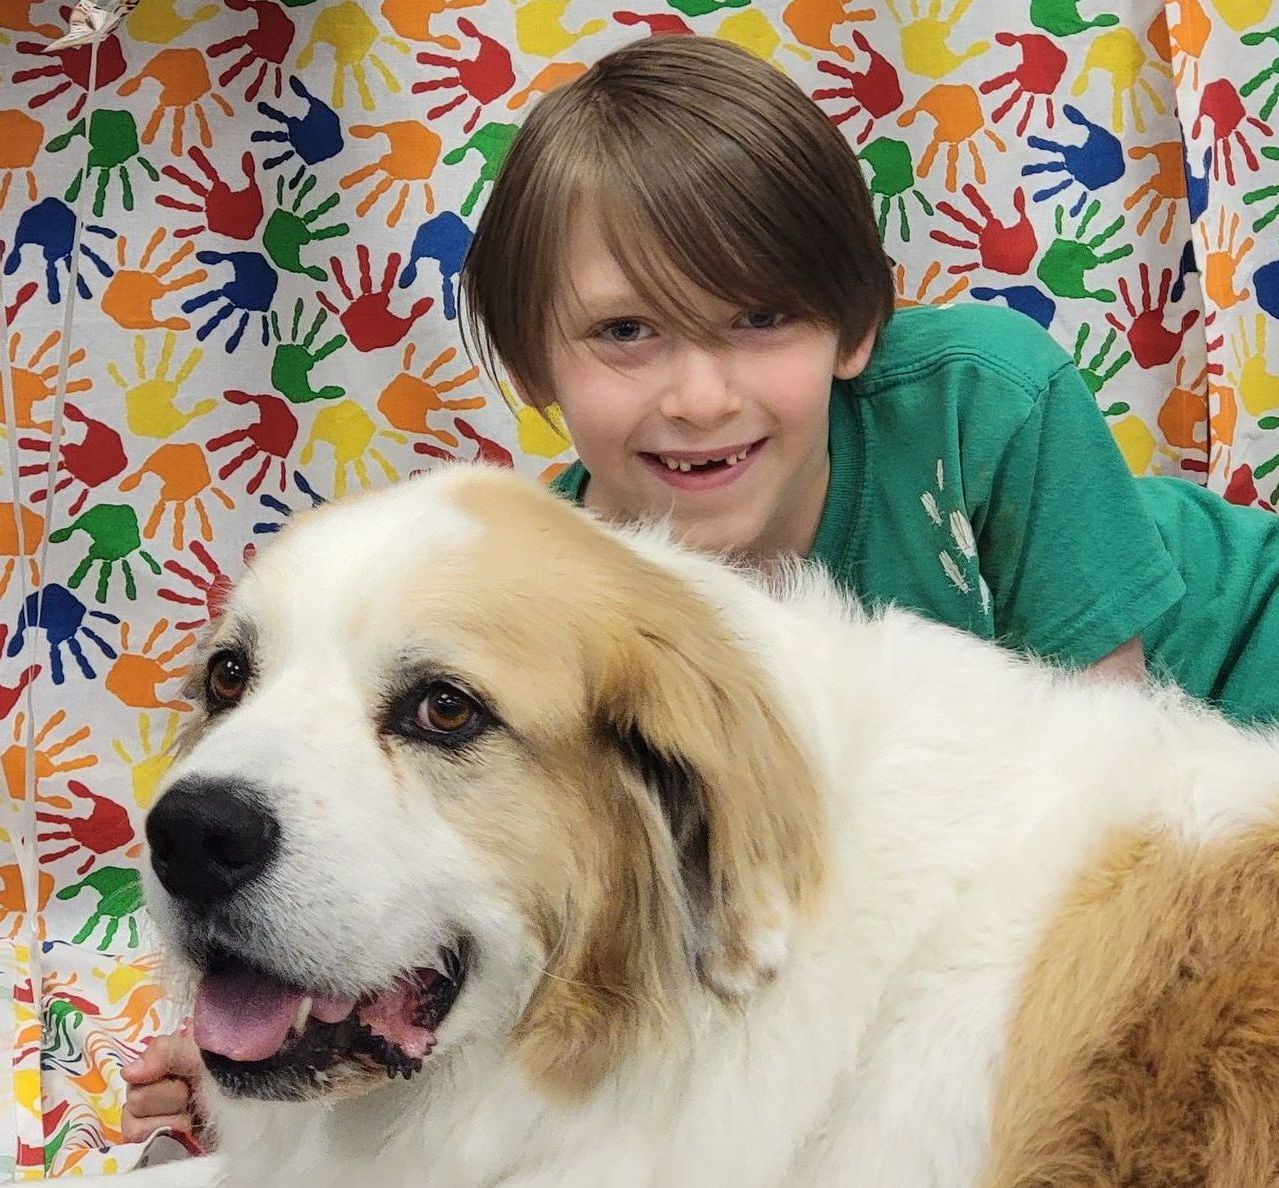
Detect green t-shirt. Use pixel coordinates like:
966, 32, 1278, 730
553, 303, 1279, 725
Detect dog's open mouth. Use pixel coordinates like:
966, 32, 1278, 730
193, 945, 467, 1095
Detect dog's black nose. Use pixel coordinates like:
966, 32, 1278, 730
147, 777, 281, 909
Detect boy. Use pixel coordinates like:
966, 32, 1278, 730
124, 33, 1279, 1143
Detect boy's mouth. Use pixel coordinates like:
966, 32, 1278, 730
640, 440, 765, 488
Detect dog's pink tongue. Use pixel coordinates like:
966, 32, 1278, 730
358, 975, 437, 1060
194, 967, 305, 1062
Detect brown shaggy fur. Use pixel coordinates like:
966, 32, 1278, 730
985, 826, 1279, 1188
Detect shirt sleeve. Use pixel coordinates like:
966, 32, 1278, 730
969, 361, 1186, 668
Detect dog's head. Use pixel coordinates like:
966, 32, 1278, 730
147, 467, 826, 1104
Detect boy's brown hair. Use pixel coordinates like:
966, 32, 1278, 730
460, 35, 895, 407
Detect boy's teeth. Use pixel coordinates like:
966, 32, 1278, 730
658, 449, 746, 471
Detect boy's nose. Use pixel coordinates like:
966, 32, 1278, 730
659, 346, 742, 427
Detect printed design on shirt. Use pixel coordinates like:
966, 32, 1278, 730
920, 458, 992, 616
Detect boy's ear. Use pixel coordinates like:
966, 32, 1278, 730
834, 325, 878, 381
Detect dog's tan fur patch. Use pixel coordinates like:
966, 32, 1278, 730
985, 824, 1279, 1187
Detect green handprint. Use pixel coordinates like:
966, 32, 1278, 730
270, 298, 347, 403
1029, 0, 1119, 36
667, 0, 749, 13
48, 504, 161, 603
1244, 146, 1279, 234
262, 173, 350, 282
860, 137, 934, 243
1036, 201, 1133, 302
1073, 322, 1131, 397
444, 122, 519, 217
56, 866, 144, 951
46, 110, 160, 218
1242, 25, 1279, 123
45, 997, 89, 1061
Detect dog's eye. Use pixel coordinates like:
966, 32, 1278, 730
206, 651, 250, 707
418, 683, 482, 735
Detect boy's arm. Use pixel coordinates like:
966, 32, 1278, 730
1087, 635, 1147, 681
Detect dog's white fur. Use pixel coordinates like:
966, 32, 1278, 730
105, 467, 1279, 1187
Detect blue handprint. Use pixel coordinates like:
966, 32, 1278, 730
2, 197, 115, 303
1184, 143, 1211, 224
182, 250, 279, 352
1023, 104, 1124, 215
969, 285, 1057, 329
6, 585, 119, 685
253, 470, 326, 537
399, 211, 472, 321
1256, 259, 1279, 321
254, 75, 344, 185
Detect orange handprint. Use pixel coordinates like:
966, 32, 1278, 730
1199, 209, 1255, 309
898, 83, 1006, 192
381, 0, 483, 49
1157, 356, 1210, 453
893, 259, 970, 307
2, 710, 95, 805
1072, 28, 1171, 134
783, 0, 873, 60
118, 443, 235, 550
0, 865, 53, 941
105, 620, 195, 712
0, 504, 42, 599
0, 1, 62, 39
0, 110, 42, 213
887, 0, 990, 79
1167, 0, 1212, 87
377, 344, 484, 443
300, 400, 404, 497
118, 48, 234, 155
1124, 141, 1187, 243
7, 330, 90, 434
297, 1, 408, 111
341, 121, 440, 226
508, 61, 588, 110
100, 230, 207, 332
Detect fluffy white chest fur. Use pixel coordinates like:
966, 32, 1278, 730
100, 468, 1279, 1188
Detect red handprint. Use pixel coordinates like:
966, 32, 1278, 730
1225, 464, 1270, 510
931, 185, 1037, 276
318, 245, 433, 352
414, 418, 514, 466
612, 10, 694, 35
1105, 264, 1200, 369
13, 34, 127, 120
159, 148, 264, 241
979, 32, 1066, 135
38, 780, 135, 876
413, 19, 516, 135
209, 0, 297, 101
812, 31, 903, 144
207, 391, 299, 494
159, 540, 234, 630
1192, 78, 1273, 186
0, 626, 40, 723
19, 405, 127, 518
5, 280, 37, 326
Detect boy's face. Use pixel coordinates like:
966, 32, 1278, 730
543, 219, 875, 560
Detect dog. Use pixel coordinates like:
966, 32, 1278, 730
94, 465, 1279, 1186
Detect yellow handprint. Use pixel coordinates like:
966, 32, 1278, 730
1110, 413, 1158, 474
1211, 0, 1275, 31
301, 400, 405, 497
1072, 28, 1172, 134
898, 84, 1006, 192
886, 0, 990, 80
112, 712, 181, 811
297, 1, 409, 111
1229, 314, 1279, 416
101, 230, 207, 332
108, 332, 216, 440
501, 383, 572, 458
715, 10, 810, 62
127, 0, 219, 45
511, 0, 605, 58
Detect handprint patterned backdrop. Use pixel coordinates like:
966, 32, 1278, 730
0, 0, 1276, 1176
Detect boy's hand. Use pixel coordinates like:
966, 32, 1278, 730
121, 1029, 207, 1145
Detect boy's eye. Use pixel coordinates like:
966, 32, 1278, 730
736, 309, 786, 330
597, 319, 653, 344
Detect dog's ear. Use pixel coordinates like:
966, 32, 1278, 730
596, 603, 827, 1002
